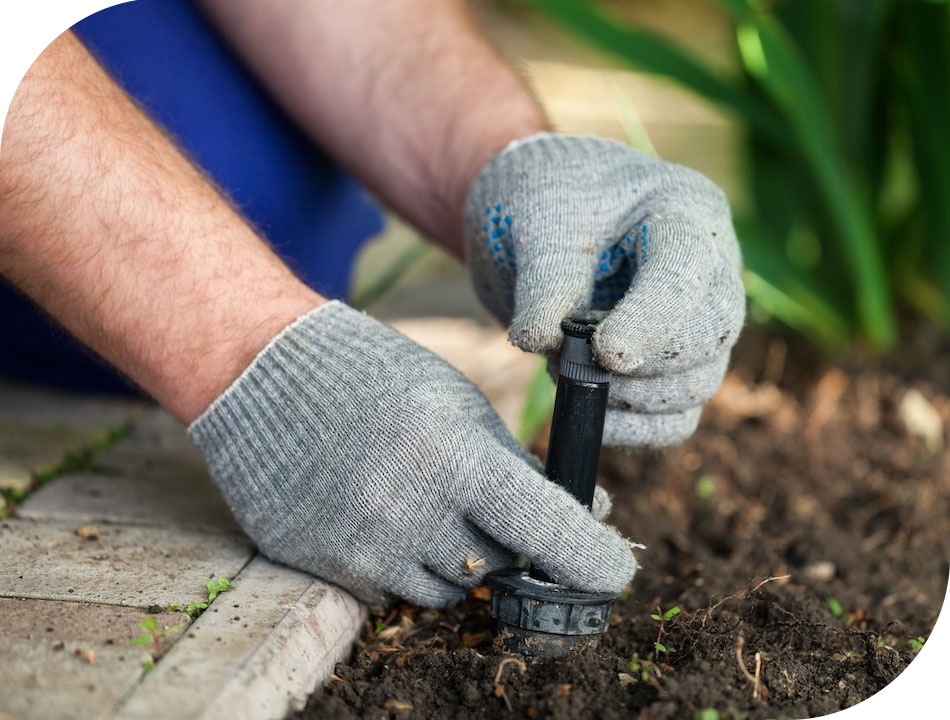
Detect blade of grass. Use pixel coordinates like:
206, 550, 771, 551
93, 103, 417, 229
350, 242, 429, 310
524, 0, 786, 145
737, 218, 851, 349
605, 75, 657, 156
723, 2, 896, 348
517, 357, 555, 445
895, 0, 950, 323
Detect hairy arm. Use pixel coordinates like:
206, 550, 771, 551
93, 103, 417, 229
194, 0, 548, 257
0, 33, 323, 423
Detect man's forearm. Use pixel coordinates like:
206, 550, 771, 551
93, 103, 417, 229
0, 33, 322, 423
195, 0, 549, 257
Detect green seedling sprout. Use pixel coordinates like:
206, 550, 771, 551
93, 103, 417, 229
695, 475, 717, 509
877, 636, 896, 652
167, 577, 234, 620
650, 606, 680, 664
910, 636, 926, 653
695, 710, 720, 720
130, 616, 181, 658
206, 577, 232, 602
626, 652, 653, 682
827, 597, 844, 618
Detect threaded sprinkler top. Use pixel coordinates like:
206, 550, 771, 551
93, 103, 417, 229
560, 318, 596, 340
558, 319, 610, 384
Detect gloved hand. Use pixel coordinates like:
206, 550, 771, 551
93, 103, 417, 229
188, 301, 636, 607
465, 133, 745, 448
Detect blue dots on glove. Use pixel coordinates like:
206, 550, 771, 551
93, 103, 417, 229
592, 224, 648, 311
481, 207, 650, 313
482, 204, 516, 273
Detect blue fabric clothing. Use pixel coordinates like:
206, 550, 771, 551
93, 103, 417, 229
0, 0, 382, 394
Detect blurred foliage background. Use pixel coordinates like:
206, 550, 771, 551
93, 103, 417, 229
353, 0, 950, 356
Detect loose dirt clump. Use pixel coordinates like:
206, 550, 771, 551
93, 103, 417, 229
299, 330, 950, 720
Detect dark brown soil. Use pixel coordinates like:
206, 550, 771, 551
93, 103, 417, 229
299, 329, 950, 720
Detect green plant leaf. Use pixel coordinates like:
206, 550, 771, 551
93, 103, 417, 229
130, 635, 152, 646
721, 3, 896, 347
605, 76, 657, 155
350, 242, 429, 310
139, 617, 157, 633
664, 607, 681, 621
895, 0, 950, 324
827, 597, 844, 618
524, 0, 785, 143
654, 642, 667, 653
738, 219, 851, 349
516, 358, 556, 445
695, 475, 717, 502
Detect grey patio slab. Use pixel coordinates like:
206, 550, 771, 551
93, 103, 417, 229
18, 448, 240, 533
0, 381, 146, 493
0, 379, 146, 429
0, 597, 188, 720
116, 556, 365, 720
119, 408, 194, 452
0, 518, 253, 607
0, 421, 107, 492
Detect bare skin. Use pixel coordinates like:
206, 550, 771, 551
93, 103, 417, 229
194, 0, 549, 256
0, 1, 547, 421
0, 33, 324, 424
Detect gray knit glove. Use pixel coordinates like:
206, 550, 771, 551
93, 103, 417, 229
188, 301, 636, 607
465, 133, 745, 448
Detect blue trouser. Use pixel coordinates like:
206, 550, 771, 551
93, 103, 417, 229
0, 0, 382, 394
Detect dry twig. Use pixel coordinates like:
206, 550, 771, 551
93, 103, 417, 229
493, 657, 527, 712
736, 635, 767, 701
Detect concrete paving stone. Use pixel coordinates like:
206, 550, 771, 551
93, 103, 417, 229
0, 597, 188, 720
120, 408, 195, 453
0, 518, 253, 607
116, 557, 364, 720
19, 446, 240, 533
0, 379, 146, 429
0, 421, 107, 492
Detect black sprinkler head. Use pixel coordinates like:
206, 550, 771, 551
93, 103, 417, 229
487, 318, 617, 657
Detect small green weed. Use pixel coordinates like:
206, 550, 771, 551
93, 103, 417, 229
650, 605, 681, 664
169, 601, 208, 618
694, 475, 717, 509
651, 606, 681, 623
827, 597, 844, 618
910, 636, 926, 653
206, 577, 232, 602
695, 710, 720, 720
626, 652, 653, 682
130, 616, 181, 658
167, 577, 234, 619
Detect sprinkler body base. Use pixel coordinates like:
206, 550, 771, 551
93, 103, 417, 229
495, 623, 602, 656
487, 569, 616, 657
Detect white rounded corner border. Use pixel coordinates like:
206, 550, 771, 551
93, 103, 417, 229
0, 2, 947, 718
0, 1, 134, 152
